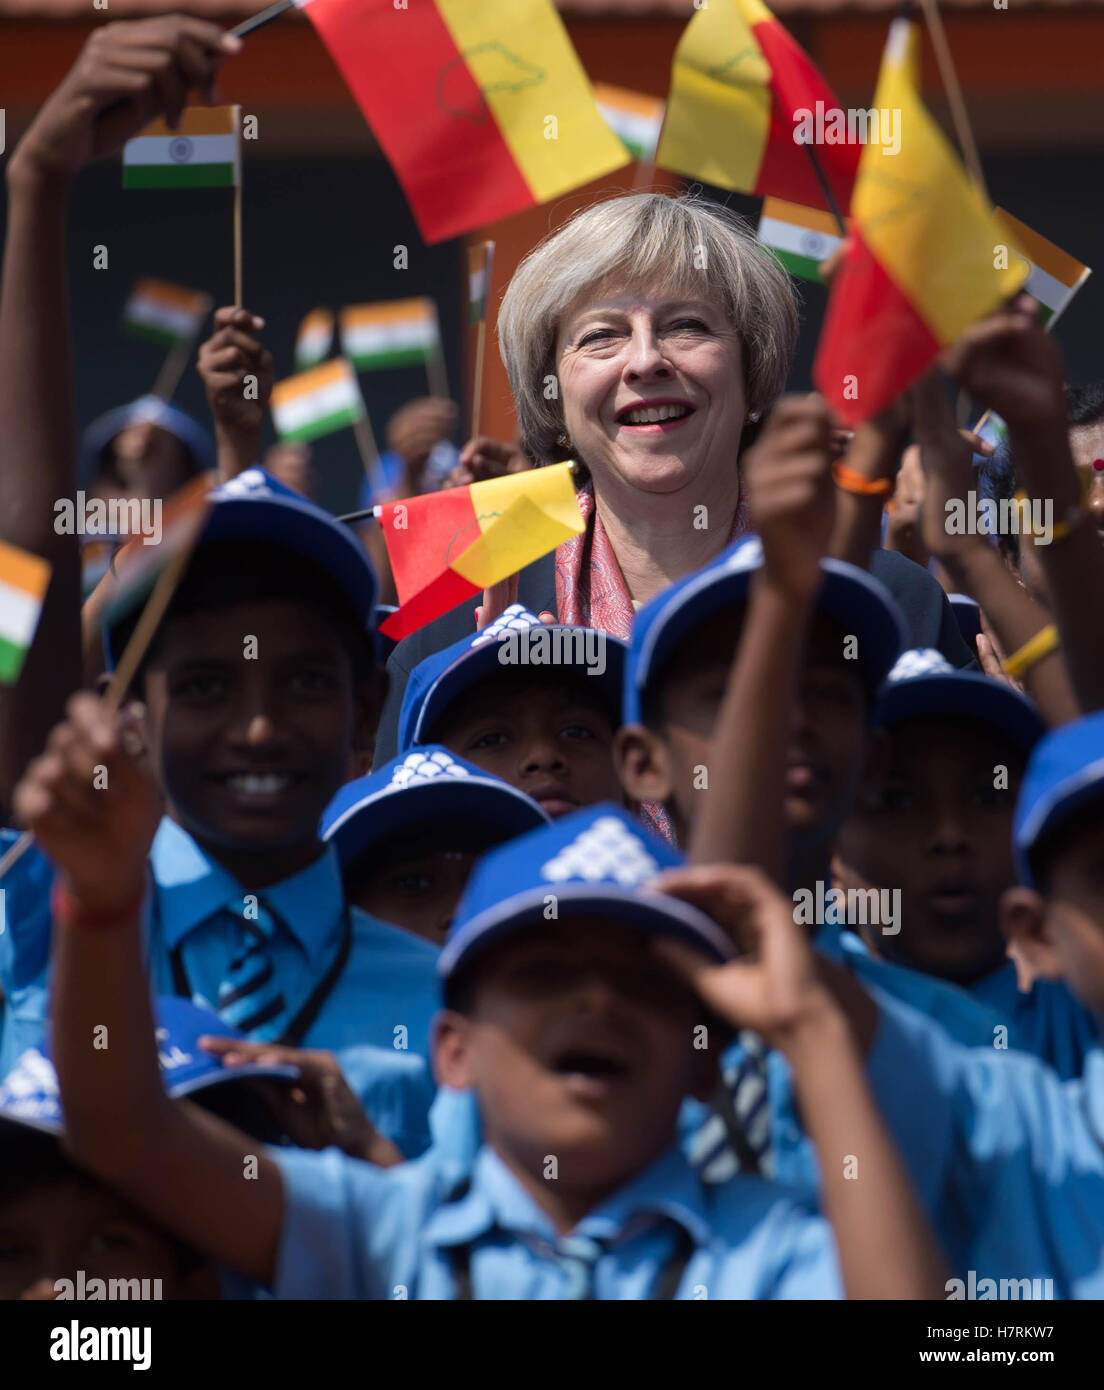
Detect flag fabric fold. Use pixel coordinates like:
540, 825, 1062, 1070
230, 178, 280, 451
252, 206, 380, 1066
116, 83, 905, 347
379, 463, 584, 639
813, 18, 1028, 426
294, 0, 629, 244
340, 299, 439, 370
593, 83, 666, 162
757, 197, 844, 283
657, 0, 858, 212
123, 279, 211, 347
294, 309, 336, 370
0, 541, 51, 685
271, 359, 366, 442
994, 209, 1091, 327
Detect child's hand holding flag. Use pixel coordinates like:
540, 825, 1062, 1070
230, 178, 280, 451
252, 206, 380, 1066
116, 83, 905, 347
197, 306, 274, 480
12, 17, 240, 182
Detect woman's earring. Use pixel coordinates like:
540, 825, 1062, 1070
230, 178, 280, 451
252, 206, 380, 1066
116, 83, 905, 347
557, 433, 572, 449
746, 410, 761, 423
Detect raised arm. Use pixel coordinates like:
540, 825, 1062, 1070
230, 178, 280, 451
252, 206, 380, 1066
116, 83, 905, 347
945, 299, 1104, 713
0, 18, 240, 816
15, 692, 283, 1286
687, 395, 835, 882
912, 370, 1080, 726
196, 306, 274, 481
654, 863, 947, 1300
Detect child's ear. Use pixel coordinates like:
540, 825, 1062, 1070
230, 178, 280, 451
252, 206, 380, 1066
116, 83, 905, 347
1000, 886, 1061, 991
432, 1010, 476, 1091
613, 723, 674, 804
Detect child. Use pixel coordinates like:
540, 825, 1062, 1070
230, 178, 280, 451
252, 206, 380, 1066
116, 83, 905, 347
1, 470, 440, 1094
321, 746, 549, 945
834, 648, 1099, 1079
617, 537, 1005, 1051
0, 996, 293, 1302
396, 604, 627, 820
24, 692, 945, 1298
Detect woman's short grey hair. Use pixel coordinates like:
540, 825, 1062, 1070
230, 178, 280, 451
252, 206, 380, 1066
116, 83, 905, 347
497, 191, 800, 465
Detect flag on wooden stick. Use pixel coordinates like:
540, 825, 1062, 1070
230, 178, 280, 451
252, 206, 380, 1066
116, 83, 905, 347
123, 106, 241, 188
271, 359, 367, 443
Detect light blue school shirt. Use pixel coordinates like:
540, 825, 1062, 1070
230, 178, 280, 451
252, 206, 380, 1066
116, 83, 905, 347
866, 992, 1104, 1297
816, 922, 1005, 1048
269, 1140, 842, 1300
969, 962, 1101, 1081
0, 819, 442, 1146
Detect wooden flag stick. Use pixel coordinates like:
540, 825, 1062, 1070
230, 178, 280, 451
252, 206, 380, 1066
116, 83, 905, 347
470, 317, 487, 440
233, 185, 243, 308
151, 296, 213, 401
352, 412, 387, 500
425, 302, 449, 400
918, 0, 987, 198
0, 500, 210, 881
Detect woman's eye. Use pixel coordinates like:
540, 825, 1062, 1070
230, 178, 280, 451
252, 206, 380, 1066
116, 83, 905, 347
666, 318, 709, 333
578, 328, 619, 346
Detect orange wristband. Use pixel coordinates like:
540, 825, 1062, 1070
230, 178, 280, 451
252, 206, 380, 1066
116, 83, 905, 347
51, 880, 145, 931
832, 461, 895, 497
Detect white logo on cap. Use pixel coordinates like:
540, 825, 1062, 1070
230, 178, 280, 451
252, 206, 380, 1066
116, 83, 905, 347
721, 537, 763, 574
541, 815, 659, 885
470, 603, 541, 648
215, 467, 270, 499
0, 1049, 58, 1114
390, 749, 471, 789
888, 648, 951, 682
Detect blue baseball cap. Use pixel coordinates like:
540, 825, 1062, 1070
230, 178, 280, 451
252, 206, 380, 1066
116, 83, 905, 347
947, 593, 983, 647
80, 395, 215, 484
438, 803, 734, 980
321, 746, 550, 871
104, 468, 379, 668
875, 648, 1045, 754
1014, 711, 1104, 889
0, 996, 297, 1140
624, 536, 908, 724
398, 604, 627, 753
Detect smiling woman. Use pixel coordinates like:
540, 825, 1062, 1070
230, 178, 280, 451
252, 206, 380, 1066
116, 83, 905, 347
499, 192, 798, 627
374, 193, 800, 763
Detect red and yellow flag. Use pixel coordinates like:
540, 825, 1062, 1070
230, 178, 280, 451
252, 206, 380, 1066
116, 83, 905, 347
379, 464, 584, 639
657, 0, 858, 213
295, 0, 629, 244
813, 18, 1027, 425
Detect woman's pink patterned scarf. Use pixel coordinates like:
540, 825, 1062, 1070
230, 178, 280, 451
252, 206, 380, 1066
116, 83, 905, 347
555, 478, 750, 841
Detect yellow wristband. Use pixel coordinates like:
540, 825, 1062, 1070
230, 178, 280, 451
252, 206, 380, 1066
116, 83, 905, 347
1001, 624, 1059, 680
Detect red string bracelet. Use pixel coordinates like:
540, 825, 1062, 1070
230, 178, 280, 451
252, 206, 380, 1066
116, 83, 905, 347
51, 880, 145, 931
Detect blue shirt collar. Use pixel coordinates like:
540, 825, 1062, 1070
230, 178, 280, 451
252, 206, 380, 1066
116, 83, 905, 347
423, 1141, 712, 1250
150, 817, 343, 960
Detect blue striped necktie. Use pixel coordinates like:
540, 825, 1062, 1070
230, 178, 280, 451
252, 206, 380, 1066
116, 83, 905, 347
687, 1030, 772, 1183
553, 1233, 607, 1300
216, 899, 288, 1042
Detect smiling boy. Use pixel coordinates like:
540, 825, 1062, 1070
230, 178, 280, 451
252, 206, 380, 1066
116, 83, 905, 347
1, 472, 440, 1097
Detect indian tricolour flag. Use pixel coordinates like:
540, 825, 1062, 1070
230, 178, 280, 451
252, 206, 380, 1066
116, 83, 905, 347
468, 243, 495, 327
123, 279, 211, 347
271, 359, 366, 443
295, 309, 335, 371
123, 106, 240, 189
593, 83, 665, 162
340, 299, 439, 371
0, 540, 51, 685
758, 198, 844, 284
995, 209, 1091, 327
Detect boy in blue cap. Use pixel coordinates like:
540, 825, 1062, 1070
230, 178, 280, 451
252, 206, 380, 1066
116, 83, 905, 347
394, 604, 627, 821
834, 649, 1099, 1079
1, 470, 440, 1108
0, 996, 293, 1302
27, 705, 945, 1298
322, 746, 549, 945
